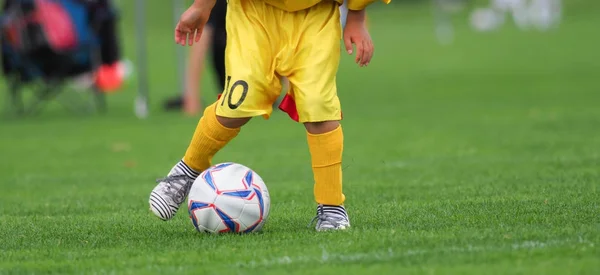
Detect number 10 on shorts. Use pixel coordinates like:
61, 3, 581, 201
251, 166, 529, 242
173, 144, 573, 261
221, 76, 249, 110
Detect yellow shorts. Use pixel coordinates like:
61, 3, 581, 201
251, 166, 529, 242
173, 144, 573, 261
216, 0, 342, 123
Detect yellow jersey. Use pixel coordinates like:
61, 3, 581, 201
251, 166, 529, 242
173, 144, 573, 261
262, 0, 391, 12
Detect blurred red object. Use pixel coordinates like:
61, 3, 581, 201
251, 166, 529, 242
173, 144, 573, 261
95, 62, 123, 93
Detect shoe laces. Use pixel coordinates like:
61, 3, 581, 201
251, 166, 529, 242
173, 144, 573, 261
156, 175, 193, 204
308, 205, 347, 228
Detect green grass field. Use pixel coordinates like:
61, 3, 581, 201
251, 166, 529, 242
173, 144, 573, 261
1, 1, 599, 274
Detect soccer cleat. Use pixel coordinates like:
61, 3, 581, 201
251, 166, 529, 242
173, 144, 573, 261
310, 204, 351, 231
149, 161, 199, 221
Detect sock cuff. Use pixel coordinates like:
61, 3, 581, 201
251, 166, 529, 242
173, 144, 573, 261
177, 160, 200, 178
318, 204, 348, 217
306, 125, 342, 139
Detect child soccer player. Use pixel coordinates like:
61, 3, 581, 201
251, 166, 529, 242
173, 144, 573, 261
149, 0, 390, 231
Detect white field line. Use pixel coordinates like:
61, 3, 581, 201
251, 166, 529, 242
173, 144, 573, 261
236, 238, 595, 268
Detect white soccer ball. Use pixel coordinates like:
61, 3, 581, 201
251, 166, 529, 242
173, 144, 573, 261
187, 162, 270, 234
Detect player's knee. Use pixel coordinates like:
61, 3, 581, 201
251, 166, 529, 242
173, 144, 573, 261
216, 115, 251, 129
304, 121, 340, 134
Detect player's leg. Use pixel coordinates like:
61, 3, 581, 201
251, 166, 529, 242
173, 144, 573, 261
149, 0, 279, 221
285, 2, 349, 231
304, 120, 348, 231
150, 102, 245, 221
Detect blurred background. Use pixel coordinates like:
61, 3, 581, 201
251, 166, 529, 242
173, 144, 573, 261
1, 0, 594, 120
0, 0, 598, 188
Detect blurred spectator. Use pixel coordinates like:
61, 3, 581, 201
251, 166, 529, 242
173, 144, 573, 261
469, 0, 562, 32
1, 0, 128, 92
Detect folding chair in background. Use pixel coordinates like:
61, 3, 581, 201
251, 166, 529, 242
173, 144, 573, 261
0, 0, 107, 116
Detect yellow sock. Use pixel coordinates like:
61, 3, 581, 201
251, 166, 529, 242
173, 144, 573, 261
183, 103, 240, 172
307, 126, 345, 206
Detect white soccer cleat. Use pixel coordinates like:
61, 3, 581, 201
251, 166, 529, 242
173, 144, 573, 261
311, 204, 351, 231
149, 161, 199, 221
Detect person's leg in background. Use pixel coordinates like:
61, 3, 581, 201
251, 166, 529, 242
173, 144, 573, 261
97, 1, 120, 66
182, 26, 214, 115
210, 31, 226, 93
163, 0, 228, 114
163, 24, 215, 113
89, 0, 129, 93
209, 0, 227, 91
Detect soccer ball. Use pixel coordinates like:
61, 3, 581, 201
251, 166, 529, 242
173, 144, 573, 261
187, 162, 270, 234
